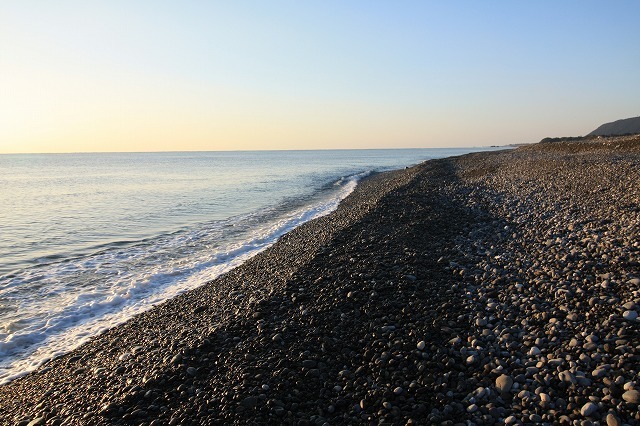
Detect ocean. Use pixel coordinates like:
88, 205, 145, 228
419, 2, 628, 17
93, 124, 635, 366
0, 148, 499, 383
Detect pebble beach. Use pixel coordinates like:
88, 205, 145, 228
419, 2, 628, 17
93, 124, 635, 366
1, 135, 639, 425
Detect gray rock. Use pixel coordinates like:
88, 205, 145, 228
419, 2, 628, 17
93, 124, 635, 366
622, 310, 638, 321
170, 354, 182, 365
566, 312, 579, 321
586, 334, 598, 343
577, 375, 592, 387
302, 360, 317, 368
241, 396, 258, 408
496, 374, 513, 393
581, 402, 598, 417
559, 370, 577, 384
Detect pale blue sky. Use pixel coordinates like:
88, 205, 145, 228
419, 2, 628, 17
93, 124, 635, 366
1, 1, 639, 152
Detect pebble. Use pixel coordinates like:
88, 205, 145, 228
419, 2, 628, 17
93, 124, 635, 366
240, 396, 258, 408
416, 341, 426, 351
606, 413, 622, 426
302, 359, 317, 368
539, 393, 550, 406
496, 374, 513, 393
581, 402, 598, 417
622, 389, 640, 404
622, 310, 638, 321
559, 370, 577, 384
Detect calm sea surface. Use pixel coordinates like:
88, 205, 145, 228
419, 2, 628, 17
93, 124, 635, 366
0, 148, 500, 383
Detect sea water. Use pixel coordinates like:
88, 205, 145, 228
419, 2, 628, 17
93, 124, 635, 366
0, 148, 498, 383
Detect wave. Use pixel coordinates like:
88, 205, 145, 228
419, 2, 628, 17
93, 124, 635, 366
0, 170, 369, 384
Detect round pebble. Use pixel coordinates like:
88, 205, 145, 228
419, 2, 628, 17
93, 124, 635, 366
622, 389, 640, 404
496, 374, 513, 393
581, 402, 598, 417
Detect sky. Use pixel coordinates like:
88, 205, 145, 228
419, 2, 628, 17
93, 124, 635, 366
1, 1, 639, 153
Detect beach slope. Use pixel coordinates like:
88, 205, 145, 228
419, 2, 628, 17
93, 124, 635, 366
1, 136, 639, 425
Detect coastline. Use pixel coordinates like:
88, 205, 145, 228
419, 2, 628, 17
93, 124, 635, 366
1, 136, 639, 425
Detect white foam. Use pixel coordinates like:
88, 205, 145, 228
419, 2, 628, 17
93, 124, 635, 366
0, 171, 367, 384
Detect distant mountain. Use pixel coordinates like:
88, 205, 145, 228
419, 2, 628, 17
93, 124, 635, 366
588, 116, 640, 136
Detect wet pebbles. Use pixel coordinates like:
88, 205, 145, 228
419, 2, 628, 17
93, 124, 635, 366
1, 135, 639, 425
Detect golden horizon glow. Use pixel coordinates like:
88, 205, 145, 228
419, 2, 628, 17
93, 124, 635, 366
0, 64, 524, 154
2, 2, 639, 154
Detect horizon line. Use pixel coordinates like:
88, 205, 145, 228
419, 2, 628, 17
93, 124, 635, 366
0, 144, 514, 156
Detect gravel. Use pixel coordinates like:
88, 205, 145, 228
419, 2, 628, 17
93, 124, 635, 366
0, 134, 639, 425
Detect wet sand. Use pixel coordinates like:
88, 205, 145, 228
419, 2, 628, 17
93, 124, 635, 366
1, 135, 639, 425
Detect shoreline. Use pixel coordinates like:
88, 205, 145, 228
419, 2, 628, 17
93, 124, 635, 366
1, 136, 639, 425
